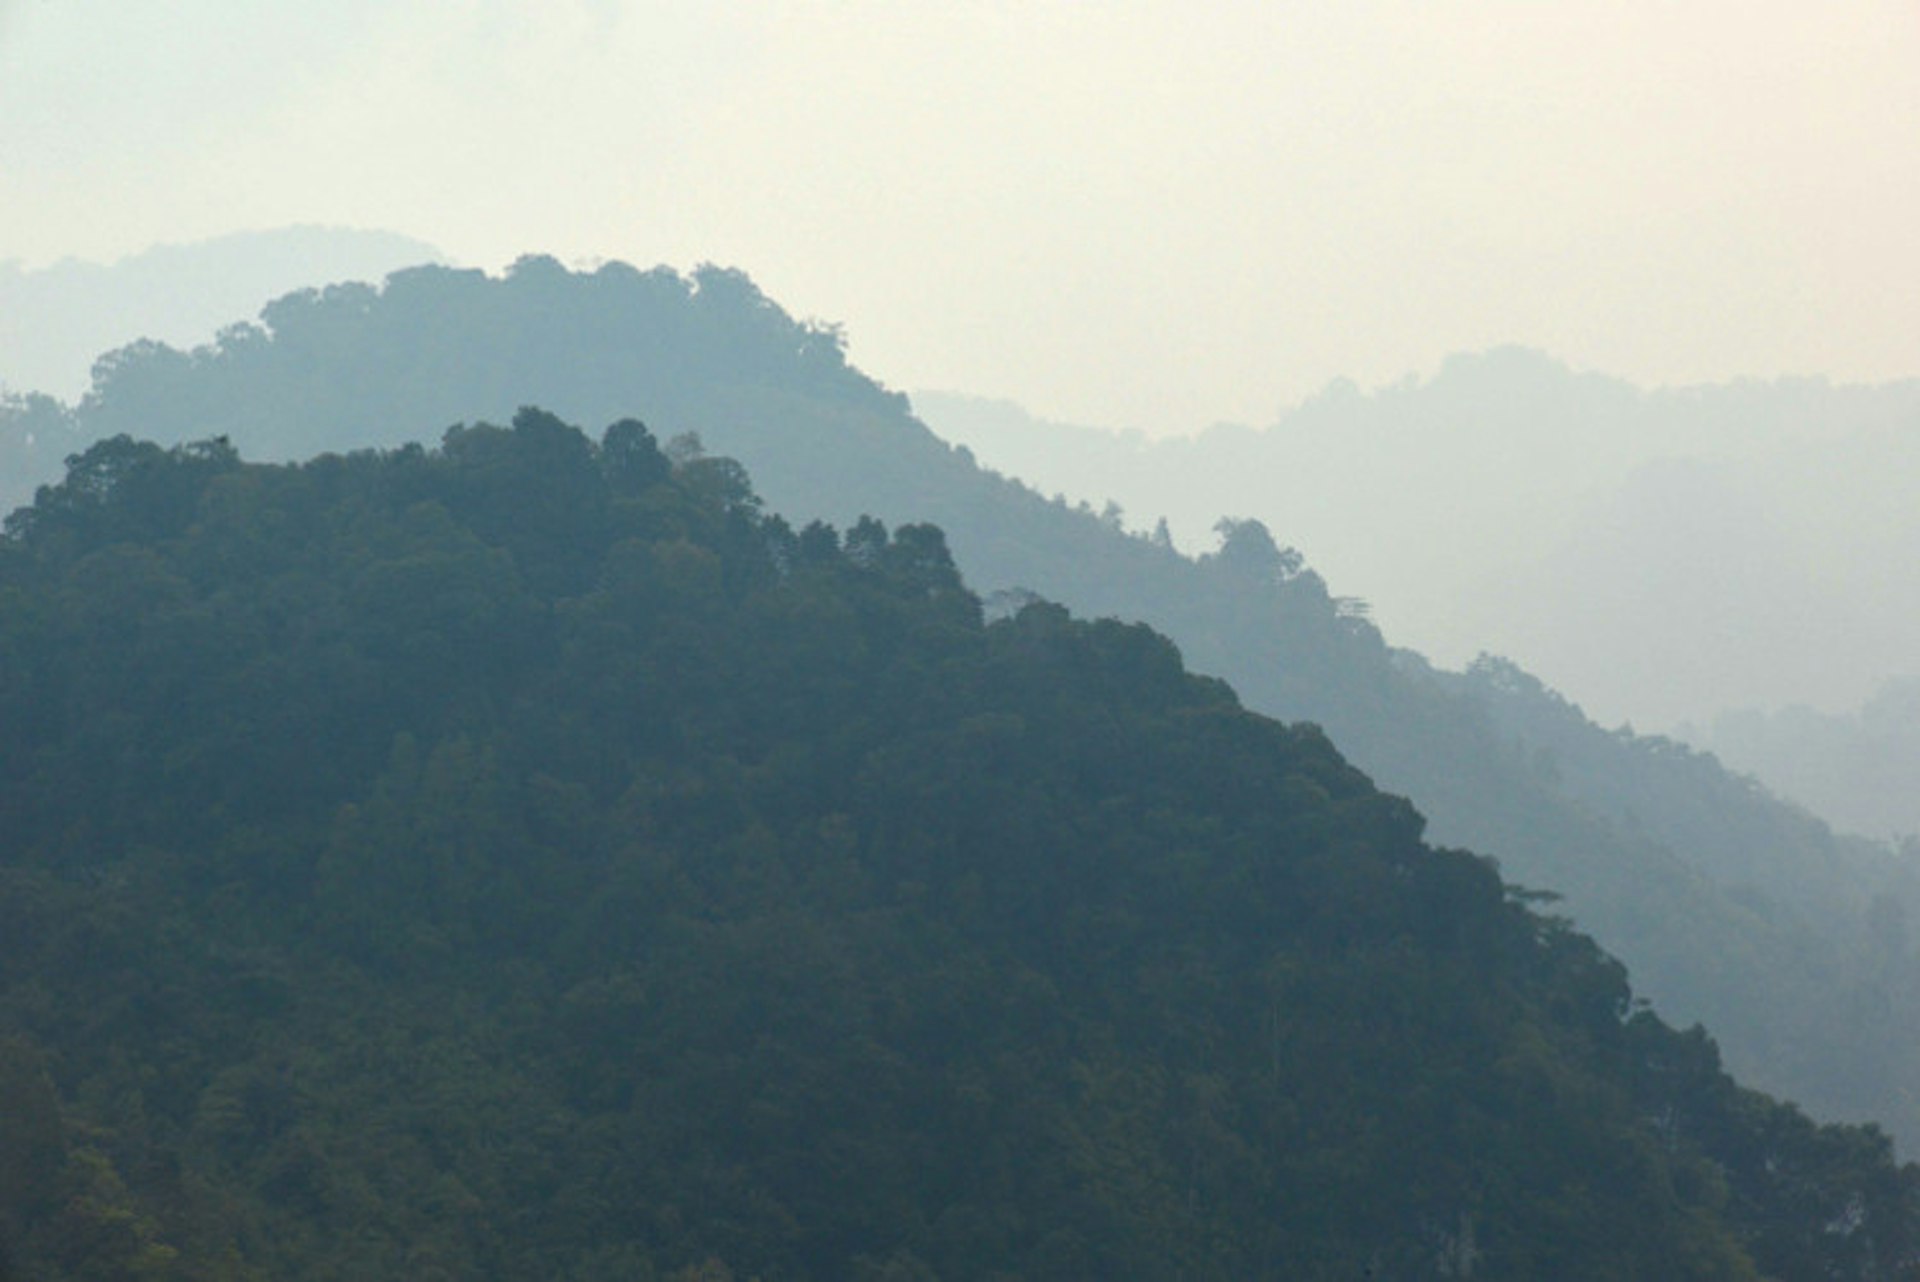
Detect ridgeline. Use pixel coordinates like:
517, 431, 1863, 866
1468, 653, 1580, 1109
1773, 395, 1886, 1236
5, 259, 1916, 1147
2, 417, 1915, 1278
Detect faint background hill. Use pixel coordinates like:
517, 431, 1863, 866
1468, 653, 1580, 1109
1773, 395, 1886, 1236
1692, 680, 1920, 844
915, 358, 1920, 738
0, 226, 443, 401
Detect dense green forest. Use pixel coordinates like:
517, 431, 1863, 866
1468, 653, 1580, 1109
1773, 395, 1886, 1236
2, 415, 1915, 1279
5, 256, 1916, 1148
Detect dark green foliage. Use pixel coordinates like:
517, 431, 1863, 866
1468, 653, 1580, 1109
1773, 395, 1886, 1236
6, 257, 1920, 1154
1, 419, 1915, 1279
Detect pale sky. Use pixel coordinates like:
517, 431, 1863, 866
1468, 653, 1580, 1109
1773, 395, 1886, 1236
2, 0, 1917, 434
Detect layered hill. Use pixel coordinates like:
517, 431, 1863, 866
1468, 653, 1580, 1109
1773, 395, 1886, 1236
3, 257, 1917, 1151
0, 227, 444, 402
1, 416, 1913, 1279
1695, 680, 1920, 843
917, 357, 1920, 732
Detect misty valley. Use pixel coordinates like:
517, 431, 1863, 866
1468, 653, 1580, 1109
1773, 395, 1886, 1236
3, 256, 1919, 1280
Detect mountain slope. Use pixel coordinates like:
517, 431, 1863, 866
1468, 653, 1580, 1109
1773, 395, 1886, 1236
4, 257, 1917, 1151
1, 416, 1914, 1279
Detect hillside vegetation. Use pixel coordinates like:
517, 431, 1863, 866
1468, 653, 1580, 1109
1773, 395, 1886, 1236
4, 258, 1917, 1150
2, 415, 1915, 1279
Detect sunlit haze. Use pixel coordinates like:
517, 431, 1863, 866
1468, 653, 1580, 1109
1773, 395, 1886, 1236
3, 0, 1916, 433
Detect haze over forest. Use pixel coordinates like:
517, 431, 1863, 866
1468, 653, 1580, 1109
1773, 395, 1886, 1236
5, 1, 1915, 749
0, 227, 442, 401
5, 3, 1920, 1277
915, 366, 1920, 739
9, 232, 1918, 842
4, 3, 1917, 428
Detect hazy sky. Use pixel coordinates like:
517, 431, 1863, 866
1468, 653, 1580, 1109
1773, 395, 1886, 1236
3, 1, 1916, 434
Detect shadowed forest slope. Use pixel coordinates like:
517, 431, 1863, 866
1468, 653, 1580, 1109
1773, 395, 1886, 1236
5, 256, 1918, 1150
1, 416, 1915, 1279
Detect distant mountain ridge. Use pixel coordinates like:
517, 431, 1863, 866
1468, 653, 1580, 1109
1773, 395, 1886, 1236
915, 355, 1920, 731
0, 225, 443, 402
5, 257, 1919, 1153
1696, 679, 1920, 843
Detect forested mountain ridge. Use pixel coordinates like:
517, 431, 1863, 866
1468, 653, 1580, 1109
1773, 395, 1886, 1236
4, 256, 1917, 1151
1, 415, 1914, 1279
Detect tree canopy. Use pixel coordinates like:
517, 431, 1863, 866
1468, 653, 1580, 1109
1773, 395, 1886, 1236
1, 415, 1914, 1279
3, 258, 1918, 1151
